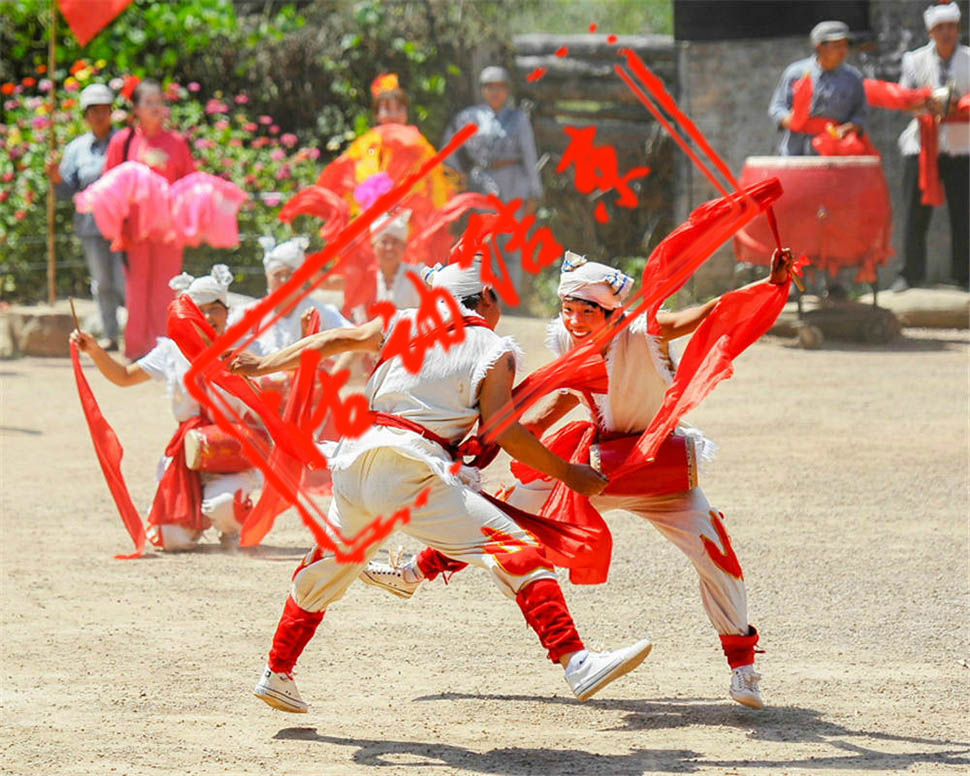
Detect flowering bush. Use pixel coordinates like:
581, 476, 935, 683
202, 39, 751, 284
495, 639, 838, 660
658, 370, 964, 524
0, 62, 325, 301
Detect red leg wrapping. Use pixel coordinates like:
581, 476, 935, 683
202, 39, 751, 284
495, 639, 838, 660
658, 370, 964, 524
719, 625, 759, 669
416, 547, 469, 581
268, 595, 325, 674
515, 578, 585, 664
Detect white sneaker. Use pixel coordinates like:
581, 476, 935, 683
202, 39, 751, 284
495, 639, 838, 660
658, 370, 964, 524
360, 559, 422, 599
254, 664, 308, 713
565, 639, 653, 702
730, 665, 764, 709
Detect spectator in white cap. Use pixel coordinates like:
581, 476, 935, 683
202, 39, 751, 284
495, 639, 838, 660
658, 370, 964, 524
441, 65, 544, 294
47, 83, 124, 351
891, 1, 969, 292
228, 236, 350, 357
768, 19, 867, 156
70, 263, 264, 551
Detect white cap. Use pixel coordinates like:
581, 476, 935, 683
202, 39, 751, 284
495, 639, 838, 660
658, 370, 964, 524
924, 2, 960, 30
810, 20, 850, 46
556, 251, 633, 310
79, 83, 114, 111
259, 235, 309, 273
370, 209, 411, 244
169, 264, 233, 306
479, 66, 510, 85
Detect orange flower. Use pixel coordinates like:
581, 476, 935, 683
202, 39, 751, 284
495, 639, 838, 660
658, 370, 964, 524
36, 65, 47, 74
22, 77, 36, 88
69, 60, 89, 75
1, 83, 15, 96
370, 73, 401, 99
62, 98, 77, 109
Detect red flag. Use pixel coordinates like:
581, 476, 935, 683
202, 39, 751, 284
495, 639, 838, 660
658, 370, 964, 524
58, 0, 134, 46
70, 343, 146, 559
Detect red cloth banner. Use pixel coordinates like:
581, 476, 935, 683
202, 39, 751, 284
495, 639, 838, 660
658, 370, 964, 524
58, 0, 134, 46
70, 343, 146, 559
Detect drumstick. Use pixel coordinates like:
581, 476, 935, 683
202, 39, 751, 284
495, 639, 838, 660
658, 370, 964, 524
68, 297, 80, 331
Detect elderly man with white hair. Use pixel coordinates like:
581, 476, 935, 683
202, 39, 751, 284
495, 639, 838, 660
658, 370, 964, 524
892, 1, 969, 292
230, 258, 653, 713
70, 265, 263, 551
769, 20, 868, 156
365, 249, 795, 710
230, 236, 350, 355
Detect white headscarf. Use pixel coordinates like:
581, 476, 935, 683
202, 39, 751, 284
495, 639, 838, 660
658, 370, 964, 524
556, 251, 634, 310
924, 1, 960, 30
169, 264, 233, 306
422, 256, 486, 299
370, 209, 411, 243
260, 235, 309, 274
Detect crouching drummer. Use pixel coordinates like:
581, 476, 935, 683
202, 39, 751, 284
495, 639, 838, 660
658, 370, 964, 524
70, 264, 263, 550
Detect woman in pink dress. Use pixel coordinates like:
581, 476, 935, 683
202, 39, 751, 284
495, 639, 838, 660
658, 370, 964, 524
105, 79, 196, 360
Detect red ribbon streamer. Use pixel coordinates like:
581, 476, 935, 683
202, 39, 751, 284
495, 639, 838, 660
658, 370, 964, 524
70, 343, 146, 559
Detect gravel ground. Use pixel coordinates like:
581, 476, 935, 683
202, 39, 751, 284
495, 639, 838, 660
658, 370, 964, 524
1, 318, 967, 776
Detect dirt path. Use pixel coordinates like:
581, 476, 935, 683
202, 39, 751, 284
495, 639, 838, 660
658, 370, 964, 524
2, 319, 968, 776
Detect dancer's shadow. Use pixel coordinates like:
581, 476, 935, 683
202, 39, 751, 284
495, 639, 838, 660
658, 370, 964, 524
270, 694, 968, 773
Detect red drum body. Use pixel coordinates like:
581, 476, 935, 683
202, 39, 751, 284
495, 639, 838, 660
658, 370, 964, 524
591, 433, 697, 497
184, 424, 267, 473
734, 155, 892, 283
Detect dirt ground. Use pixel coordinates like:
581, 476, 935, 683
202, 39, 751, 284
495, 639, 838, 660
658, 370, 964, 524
2, 316, 968, 776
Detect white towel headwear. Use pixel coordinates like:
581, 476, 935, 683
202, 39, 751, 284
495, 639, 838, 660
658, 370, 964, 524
260, 235, 309, 274
423, 255, 486, 299
169, 264, 233, 306
370, 209, 411, 244
556, 251, 633, 310
924, 1, 960, 30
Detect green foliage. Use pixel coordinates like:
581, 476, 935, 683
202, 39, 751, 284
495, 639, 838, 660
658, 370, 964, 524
508, 0, 672, 36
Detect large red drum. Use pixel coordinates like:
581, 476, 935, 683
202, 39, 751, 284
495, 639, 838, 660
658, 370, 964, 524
734, 155, 892, 283
184, 424, 268, 473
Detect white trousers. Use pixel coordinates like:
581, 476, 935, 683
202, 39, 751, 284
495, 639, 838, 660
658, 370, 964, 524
505, 479, 748, 636
149, 469, 264, 551
291, 447, 556, 612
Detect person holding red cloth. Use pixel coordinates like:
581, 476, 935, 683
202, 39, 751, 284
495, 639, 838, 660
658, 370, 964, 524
892, 1, 969, 292
105, 79, 196, 360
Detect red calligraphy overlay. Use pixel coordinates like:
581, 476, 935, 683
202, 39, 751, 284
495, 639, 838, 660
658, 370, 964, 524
700, 511, 743, 580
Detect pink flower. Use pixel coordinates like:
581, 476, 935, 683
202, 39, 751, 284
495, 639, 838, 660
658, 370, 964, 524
38, 79, 52, 92
278, 164, 292, 180
0, 191, 8, 203
253, 162, 264, 172
244, 173, 257, 185
307, 147, 321, 160
64, 80, 79, 92
14, 209, 26, 220
263, 193, 282, 207
3, 100, 18, 110
269, 148, 285, 161
258, 115, 272, 125
251, 137, 269, 148
280, 132, 298, 148
242, 122, 258, 132
354, 171, 394, 210
215, 120, 229, 130
188, 82, 201, 92
269, 124, 279, 135
229, 137, 242, 147
234, 94, 249, 104
2, 171, 15, 182
221, 157, 233, 168
205, 99, 229, 115
193, 138, 215, 150
31, 116, 49, 129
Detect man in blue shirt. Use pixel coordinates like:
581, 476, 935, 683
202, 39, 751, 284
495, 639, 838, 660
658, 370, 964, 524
768, 21, 868, 156
47, 83, 124, 351
442, 66, 544, 296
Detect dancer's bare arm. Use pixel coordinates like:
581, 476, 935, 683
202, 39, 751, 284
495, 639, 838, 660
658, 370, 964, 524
480, 354, 607, 497
230, 318, 384, 376
70, 330, 150, 387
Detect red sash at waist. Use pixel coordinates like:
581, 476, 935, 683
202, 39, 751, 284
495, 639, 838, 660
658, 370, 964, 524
147, 416, 206, 541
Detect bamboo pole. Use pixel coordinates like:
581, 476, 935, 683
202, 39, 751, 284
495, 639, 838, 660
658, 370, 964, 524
47, 0, 58, 306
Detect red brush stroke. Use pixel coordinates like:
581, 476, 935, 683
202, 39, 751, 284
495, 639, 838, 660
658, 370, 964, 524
589, 23, 598, 32
527, 67, 547, 83
700, 511, 743, 579
555, 46, 569, 58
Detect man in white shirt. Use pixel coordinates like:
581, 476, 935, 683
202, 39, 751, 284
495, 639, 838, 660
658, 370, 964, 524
893, 1, 969, 291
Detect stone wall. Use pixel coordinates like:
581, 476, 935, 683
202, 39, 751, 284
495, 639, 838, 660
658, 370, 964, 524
678, 0, 968, 297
